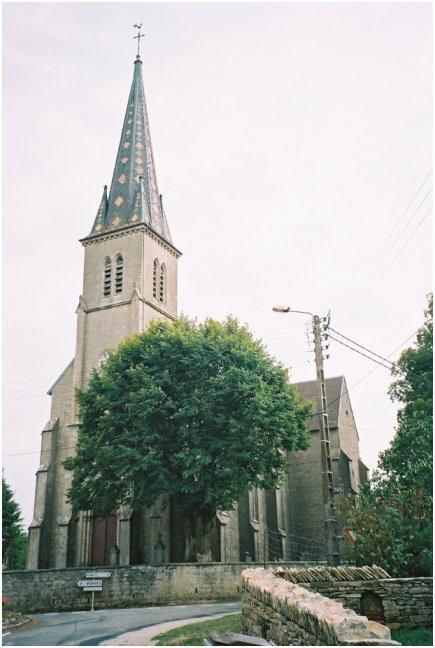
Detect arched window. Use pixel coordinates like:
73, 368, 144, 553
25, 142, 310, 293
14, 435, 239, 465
153, 259, 159, 299
159, 263, 167, 304
115, 255, 123, 294
103, 257, 112, 297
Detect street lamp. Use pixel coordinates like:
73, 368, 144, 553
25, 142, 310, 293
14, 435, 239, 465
272, 306, 313, 317
272, 305, 339, 566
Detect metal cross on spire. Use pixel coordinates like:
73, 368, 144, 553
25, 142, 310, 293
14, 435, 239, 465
133, 23, 145, 58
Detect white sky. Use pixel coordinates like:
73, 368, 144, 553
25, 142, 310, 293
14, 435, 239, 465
3, 2, 433, 528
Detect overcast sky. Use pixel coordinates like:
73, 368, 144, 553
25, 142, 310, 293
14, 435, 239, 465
3, 2, 432, 528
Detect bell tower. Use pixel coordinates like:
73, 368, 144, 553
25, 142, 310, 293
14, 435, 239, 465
27, 47, 181, 569
73, 51, 181, 412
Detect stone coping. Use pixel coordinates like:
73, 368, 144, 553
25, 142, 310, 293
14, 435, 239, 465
3, 561, 326, 575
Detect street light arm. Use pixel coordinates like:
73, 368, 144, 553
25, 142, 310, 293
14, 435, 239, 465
272, 306, 314, 317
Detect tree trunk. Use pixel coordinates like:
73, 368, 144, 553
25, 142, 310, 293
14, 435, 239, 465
182, 508, 215, 562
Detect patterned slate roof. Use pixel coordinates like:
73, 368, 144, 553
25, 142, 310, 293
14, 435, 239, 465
90, 56, 172, 243
294, 375, 345, 431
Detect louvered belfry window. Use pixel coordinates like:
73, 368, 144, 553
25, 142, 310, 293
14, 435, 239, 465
153, 259, 159, 299
103, 258, 112, 297
115, 255, 123, 294
159, 264, 166, 303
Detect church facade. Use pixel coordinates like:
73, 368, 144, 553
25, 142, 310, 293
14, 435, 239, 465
27, 51, 367, 570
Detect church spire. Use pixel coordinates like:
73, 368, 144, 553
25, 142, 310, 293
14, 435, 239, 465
89, 48, 172, 243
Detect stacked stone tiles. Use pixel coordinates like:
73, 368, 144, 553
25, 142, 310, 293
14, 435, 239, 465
273, 565, 391, 583
270, 566, 432, 631
241, 568, 399, 646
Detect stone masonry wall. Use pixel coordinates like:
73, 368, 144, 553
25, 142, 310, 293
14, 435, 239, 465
303, 577, 433, 631
2, 563, 244, 613
241, 569, 399, 646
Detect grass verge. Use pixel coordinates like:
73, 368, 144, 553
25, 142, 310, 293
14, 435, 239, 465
153, 613, 241, 646
153, 614, 433, 647
391, 627, 433, 646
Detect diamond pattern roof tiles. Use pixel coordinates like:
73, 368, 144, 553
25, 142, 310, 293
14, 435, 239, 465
90, 57, 172, 244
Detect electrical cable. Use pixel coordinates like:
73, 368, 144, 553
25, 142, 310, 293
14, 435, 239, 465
328, 330, 432, 390
339, 205, 432, 327
329, 327, 395, 367
3, 323, 428, 456
325, 327, 424, 412
328, 335, 396, 371
337, 187, 432, 325
329, 325, 432, 387
334, 162, 432, 319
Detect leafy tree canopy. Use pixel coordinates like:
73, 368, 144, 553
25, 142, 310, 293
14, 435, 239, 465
341, 295, 433, 577
64, 317, 311, 520
2, 476, 27, 570
389, 294, 432, 425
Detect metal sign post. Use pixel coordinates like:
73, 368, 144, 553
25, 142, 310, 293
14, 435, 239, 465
77, 575, 110, 611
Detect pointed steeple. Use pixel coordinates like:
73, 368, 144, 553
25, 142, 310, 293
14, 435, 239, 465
89, 56, 172, 243
131, 175, 151, 225
91, 185, 108, 232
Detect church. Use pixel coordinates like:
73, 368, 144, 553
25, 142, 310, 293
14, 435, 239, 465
27, 47, 368, 570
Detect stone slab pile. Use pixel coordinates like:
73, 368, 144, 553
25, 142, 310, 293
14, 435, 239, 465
273, 565, 390, 583
271, 566, 432, 631
241, 568, 400, 646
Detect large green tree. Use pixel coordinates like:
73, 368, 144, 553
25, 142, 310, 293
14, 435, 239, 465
2, 476, 27, 570
64, 316, 311, 560
342, 295, 433, 576
384, 294, 433, 488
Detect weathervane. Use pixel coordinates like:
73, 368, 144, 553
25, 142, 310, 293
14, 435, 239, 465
133, 23, 145, 58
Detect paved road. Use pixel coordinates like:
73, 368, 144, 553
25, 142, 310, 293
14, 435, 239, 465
2, 602, 241, 646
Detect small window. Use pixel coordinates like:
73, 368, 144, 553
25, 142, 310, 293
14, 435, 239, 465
159, 263, 167, 304
103, 258, 112, 297
153, 259, 159, 299
115, 255, 123, 294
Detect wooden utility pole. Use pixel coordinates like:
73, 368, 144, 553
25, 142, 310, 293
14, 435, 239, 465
312, 314, 339, 566
272, 305, 340, 566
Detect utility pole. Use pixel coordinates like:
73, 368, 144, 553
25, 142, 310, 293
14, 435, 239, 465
312, 313, 339, 566
272, 306, 340, 566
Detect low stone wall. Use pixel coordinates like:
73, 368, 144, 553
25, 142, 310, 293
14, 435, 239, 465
274, 568, 433, 631
241, 569, 399, 646
3, 562, 305, 613
2, 563, 243, 612
305, 577, 432, 631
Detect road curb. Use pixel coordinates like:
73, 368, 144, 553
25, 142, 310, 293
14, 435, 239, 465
2, 617, 35, 634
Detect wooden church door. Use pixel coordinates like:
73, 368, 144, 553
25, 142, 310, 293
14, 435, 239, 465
91, 512, 117, 566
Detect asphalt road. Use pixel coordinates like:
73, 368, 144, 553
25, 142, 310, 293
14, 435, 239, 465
2, 602, 241, 646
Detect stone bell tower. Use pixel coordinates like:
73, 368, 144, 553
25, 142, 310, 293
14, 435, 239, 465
27, 50, 181, 569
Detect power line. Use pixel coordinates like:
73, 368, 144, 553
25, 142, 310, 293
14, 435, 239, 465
337, 187, 432, 325
358, 426, 393, 437
3, 366, 66, 378
325, 327, 424, 412
329, 326, 432, 390
329, 335, 395, 371
329, 327, 396, 367
334, 162, 432, 320
3, 385, 55, 395
339, 205, 432, 327
2, 328, 310, 388
3, 376, 60, 387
